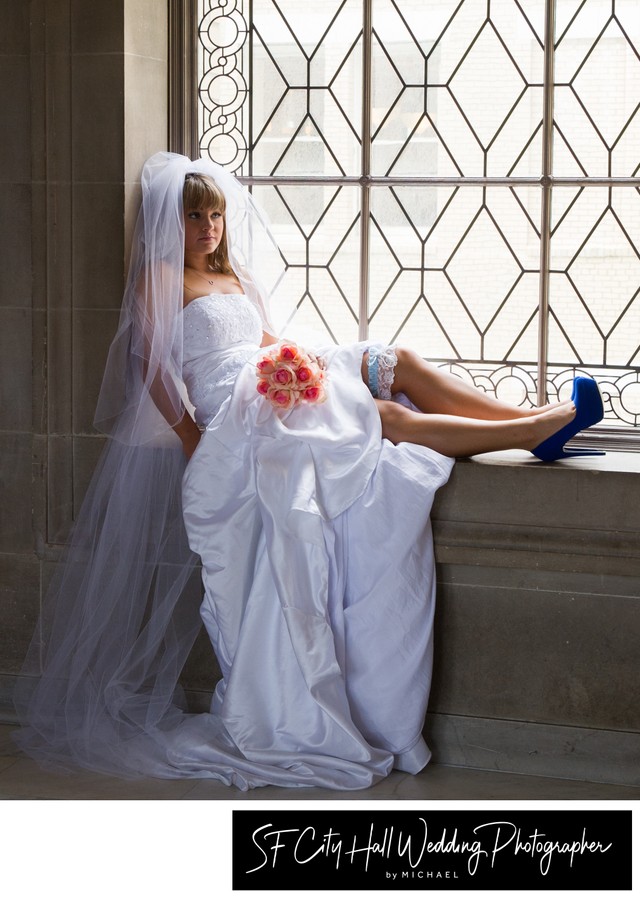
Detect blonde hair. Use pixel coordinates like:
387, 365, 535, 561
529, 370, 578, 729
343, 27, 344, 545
183, 172, 237, 280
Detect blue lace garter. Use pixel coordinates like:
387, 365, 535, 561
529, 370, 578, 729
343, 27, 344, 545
366, 344, 398, 400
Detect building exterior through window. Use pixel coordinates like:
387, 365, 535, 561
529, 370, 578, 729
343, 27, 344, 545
195, 0, 640, 444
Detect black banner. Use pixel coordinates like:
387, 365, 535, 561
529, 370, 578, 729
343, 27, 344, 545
232, 809, 632, 891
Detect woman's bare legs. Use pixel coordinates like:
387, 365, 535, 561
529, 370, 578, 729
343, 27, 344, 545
360, 347, 576, 456
375, 399, 577, 458
361, 348, 566, 421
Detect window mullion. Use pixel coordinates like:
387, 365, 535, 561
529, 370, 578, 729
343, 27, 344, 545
537, 0, 557, 405
169, 0, 199, 158
359, 0, 373, 342
248, 0, 254, 179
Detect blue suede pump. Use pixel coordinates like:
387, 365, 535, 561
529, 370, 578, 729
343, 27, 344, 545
532, 377, 605, 461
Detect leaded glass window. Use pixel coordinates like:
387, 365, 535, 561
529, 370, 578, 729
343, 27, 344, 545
196, 0, 640, 441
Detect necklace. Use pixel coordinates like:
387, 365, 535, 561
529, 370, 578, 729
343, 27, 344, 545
186, 266, 218, 286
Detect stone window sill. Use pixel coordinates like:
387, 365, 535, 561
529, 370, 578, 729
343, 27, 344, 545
431, 450, 640, 579
459, 447, 640, 474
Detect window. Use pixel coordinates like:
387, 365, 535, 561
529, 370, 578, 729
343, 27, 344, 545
194, 0, 640, 444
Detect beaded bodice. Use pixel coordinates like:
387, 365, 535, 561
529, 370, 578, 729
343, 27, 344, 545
182, 293, 263, 360
182, 293, 263, 426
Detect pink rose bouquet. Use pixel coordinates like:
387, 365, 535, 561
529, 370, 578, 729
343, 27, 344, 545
256, 343, 327, 411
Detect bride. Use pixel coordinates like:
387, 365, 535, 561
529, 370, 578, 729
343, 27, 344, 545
13, 152, 603, 791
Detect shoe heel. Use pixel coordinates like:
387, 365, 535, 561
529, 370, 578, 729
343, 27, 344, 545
532, 377, 605, 462
557, 447, 606, 459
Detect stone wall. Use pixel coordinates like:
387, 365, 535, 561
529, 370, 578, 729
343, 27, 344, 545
428, 451, 640, 785
0, 0, 168, 708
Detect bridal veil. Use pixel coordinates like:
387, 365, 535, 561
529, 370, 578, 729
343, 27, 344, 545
13, 153, 281, 778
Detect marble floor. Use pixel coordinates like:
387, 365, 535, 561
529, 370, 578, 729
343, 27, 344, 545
1, 724, 639, 801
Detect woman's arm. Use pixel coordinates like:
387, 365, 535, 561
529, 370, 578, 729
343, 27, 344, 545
144, 366, 201, 460
137, 269, 201, 460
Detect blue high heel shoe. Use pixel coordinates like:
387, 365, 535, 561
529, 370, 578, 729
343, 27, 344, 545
532, 377, 606, 461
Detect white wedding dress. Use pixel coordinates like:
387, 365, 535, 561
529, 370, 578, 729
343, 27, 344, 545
164, 292, 454, 791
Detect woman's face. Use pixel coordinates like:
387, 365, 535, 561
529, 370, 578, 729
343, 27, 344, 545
184, 205, 224, 259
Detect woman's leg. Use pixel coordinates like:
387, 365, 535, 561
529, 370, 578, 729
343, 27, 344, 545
375, 398, 577, 458
362, 347, 564, 420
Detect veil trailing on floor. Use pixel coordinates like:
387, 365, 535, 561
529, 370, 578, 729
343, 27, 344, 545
13, 153, 283, 778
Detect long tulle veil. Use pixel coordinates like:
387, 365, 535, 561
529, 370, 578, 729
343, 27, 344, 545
13, 152, 281, 778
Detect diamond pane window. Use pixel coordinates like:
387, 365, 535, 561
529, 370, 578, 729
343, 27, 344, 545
251, 183, 362, 344
197, 0, 640, 442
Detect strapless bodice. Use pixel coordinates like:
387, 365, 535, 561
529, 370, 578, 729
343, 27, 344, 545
182, 293, 263, 360
182, 293, 263, 426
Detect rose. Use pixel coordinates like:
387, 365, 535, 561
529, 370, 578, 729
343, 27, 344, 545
302, 384, 326, 403
256, 357, 277, 376
295, 365, 313, 383
277, 344, 303, 367
256, 378, 270, 396
266, 386, 298, 410
271, 365, 295, 386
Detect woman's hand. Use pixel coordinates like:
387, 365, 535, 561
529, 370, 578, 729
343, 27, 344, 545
173, 411, 202, 460
181, 428, 201, 461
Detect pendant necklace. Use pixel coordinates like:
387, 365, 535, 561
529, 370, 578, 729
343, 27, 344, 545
188, 266, 217, 286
